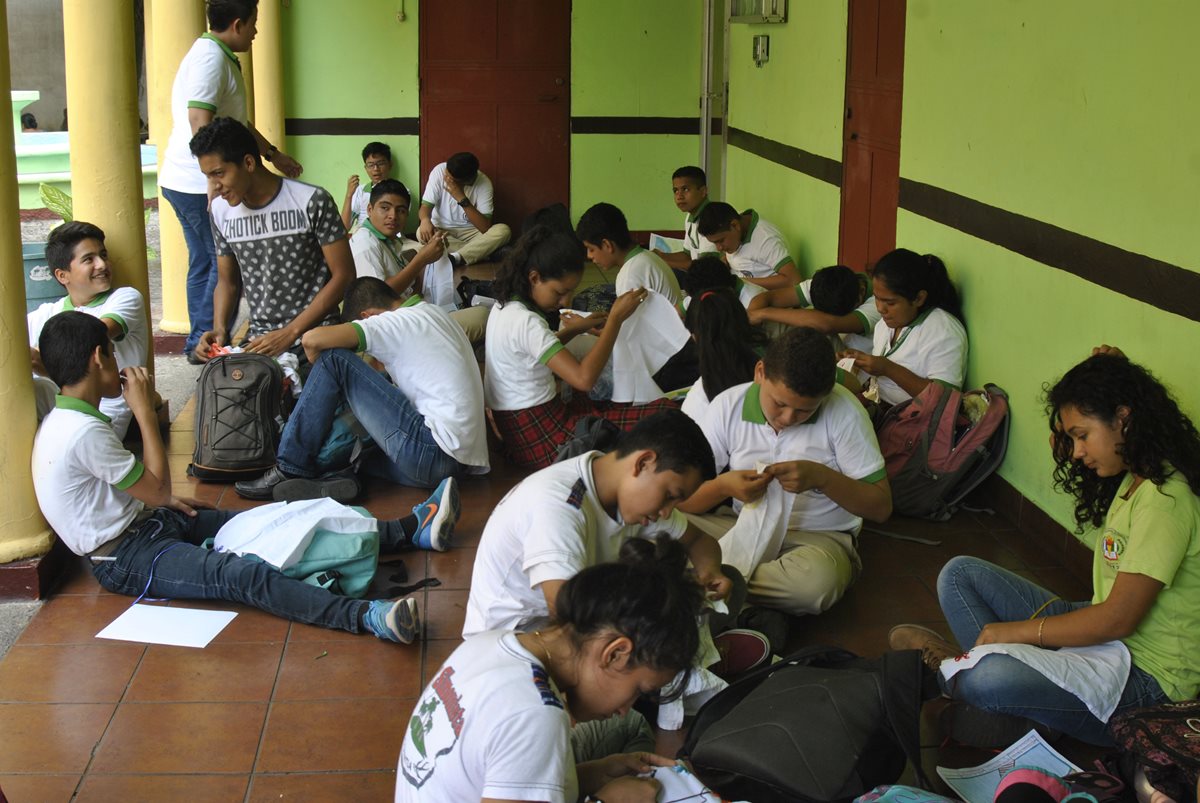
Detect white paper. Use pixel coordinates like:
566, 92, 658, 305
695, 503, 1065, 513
213, 498, 376, 570
651, 763, 726, 802
611, 291, 691, 402
718, 462, 794, 579
649, 233, 686, 254
936, 730, 1081, 803
559, 308, 593, 318
97, 604, 237, 648
421, 254, 459, 311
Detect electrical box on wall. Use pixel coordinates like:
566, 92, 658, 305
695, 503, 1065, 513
753, 35, 770, 67
730, 0, 787, 24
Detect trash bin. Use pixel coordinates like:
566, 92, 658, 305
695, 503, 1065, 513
24, 242, 64, 314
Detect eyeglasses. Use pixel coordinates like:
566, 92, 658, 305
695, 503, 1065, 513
364, 161, 389, 170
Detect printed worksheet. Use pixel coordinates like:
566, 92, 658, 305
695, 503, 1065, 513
936, 730, 1081, 803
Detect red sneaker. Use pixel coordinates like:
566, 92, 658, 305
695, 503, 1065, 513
710, 629, 771, 679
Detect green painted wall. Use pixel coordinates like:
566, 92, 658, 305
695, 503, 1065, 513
900, 1, 1200, 529
724, 2, 847, 274
570, 0, 703, 229
278, 0, 701, 231
279, 0, 420, 206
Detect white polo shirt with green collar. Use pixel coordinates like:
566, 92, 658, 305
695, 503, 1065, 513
27, 287, 148, 438
725, 209, 794, 280
870, 307, 968, 407
483, 298, 564, 411
684, 199, 721, 261
792, 277, 881, 353
31, 396, 146, 555
700, 381, 886, 534
614, 245, 683, 306
160, 33, 248, 195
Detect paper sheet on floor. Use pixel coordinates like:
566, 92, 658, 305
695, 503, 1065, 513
718, 464, 795, 580
610, 291, 691, 403
97, 603, 236, 648
212, 498, 377, 570
939, 639, 1131, 721
649, 233, 686, 253
936, 730, 1080, 803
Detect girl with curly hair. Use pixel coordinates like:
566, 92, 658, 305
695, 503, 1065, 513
889, 348, 1200, 747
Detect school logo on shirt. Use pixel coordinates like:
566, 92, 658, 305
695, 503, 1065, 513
531, 664, 564, 710
566, 479, 586, 510
1101, 528, 1124, 564
401, 665, 465, 789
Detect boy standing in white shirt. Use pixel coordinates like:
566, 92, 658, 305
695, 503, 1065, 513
680, 327, 892, 616
27, 221, 149, 439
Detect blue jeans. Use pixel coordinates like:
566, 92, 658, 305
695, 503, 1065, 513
937, 556, 1168, 745
162, 187, 224, 353
91, 508, 402, 633
276, 348, 463, 488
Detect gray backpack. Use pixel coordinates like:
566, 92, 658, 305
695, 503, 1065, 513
188, 353, 283, 481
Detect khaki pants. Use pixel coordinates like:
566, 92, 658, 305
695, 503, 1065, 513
443, 223, 512, 265
448, 304, 490, 344
685, 507, 860, 617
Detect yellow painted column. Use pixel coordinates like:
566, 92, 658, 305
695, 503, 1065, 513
252, 0, 286, 170
148, 0, 206, 334
0, 0, 53, 563
241, 48, 255, 123
63, 0, 154, 369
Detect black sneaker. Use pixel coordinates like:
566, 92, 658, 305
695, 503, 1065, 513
272, 468, 361, 503
735, 606, 791, 656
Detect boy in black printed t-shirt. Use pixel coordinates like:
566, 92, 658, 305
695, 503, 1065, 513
190, 117, 355, 363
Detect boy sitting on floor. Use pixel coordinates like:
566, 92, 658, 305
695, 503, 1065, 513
678, 327, 892, 617
696, 201, 801, 291
417, 151, 512, 267
235, 277, 489, 502
655, 165, 720, 274
463, 410, 732, 637
349, 178, 489, 343
341, 140, 394, 231
747, 263, 880, 353
31, 311, 445, 644
27, 221, 149, 439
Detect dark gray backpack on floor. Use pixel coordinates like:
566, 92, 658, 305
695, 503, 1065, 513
188, 353, 283, 481
680, 646, 930, 803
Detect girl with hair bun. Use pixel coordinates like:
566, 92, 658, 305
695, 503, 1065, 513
890, 349, 1200, 747
840, 248, 968, 408
681, 286, 766, 423
484, 225, 678, 468
395, 534, 706, 802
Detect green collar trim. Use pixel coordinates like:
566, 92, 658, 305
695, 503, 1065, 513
687, 198, 711, 223
63, 289, 111, 310
400, 293, 423, 308
742, 209, 760, 243
55, 394, 110, 423
742, 383, 768, 424
883, 308, 934, 357
362, 219, 391, 241
623, 245, 645, 264
201, 33, 241, 68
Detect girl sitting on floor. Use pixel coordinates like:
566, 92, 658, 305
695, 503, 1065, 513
890, 348, 1200, 747
681, 286, 767, 424
395, 535, 705, 802
484, 225, 679, 468
839, 248, 967, 411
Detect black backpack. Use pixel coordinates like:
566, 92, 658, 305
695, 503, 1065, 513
188, 353, 283, 481
680, 646, 929, 803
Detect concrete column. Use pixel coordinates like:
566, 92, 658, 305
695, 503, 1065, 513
147, 0, 206, 334
0, 0, 54, 563
251, 0, 285, 167
62, 0, 155, 366
241, 48, 255, 123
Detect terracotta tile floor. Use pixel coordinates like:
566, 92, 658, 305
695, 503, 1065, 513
0, 395, 1102, 801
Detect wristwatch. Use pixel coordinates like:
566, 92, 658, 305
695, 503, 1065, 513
458, 196, 472, 209
264, 145, 278, 163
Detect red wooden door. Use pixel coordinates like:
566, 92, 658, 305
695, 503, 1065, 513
419, 1, 571, 230
837, 0, 905, 272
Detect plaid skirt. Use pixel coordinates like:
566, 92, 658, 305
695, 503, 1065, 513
492, 394, 681, 469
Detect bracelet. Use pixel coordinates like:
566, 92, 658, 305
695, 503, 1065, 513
1037, 617, 1046, 648
265, 145, 278, 162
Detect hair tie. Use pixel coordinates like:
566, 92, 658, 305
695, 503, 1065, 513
699, 291, 716, 302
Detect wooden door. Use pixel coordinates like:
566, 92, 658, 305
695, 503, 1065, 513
419, 1, 571, 231
837, 0, 905, 272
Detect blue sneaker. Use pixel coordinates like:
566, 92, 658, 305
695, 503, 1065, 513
412, 477, 460, 552
363, 597, 420, 644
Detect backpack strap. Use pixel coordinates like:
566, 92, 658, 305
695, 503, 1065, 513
881, 649, 933, 789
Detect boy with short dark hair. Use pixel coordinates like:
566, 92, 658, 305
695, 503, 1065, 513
656, 165, 720, 272
27, 221, 148, 438
696, 201, 801, 291
576, 201, 683, 305
463, 410, 731, 637
747, 264, 880, 353
234, 276, 490, 501
32, 311, 425, 644
684, 253, 767, 310
417, 151, 512, 267
341, 141, 394, 231
189, 117, 354, 364
679, 327, 892, 617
